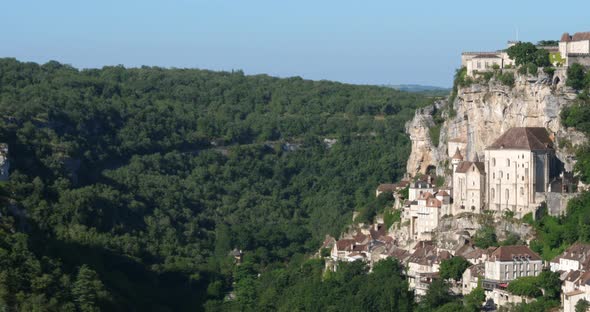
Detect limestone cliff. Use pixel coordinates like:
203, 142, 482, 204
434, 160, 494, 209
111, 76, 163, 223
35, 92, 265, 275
405, 73, 586, 178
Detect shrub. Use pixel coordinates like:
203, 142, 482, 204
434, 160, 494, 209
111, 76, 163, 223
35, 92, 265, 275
498, 72, 515, 87
526, 63, 538, 76
543, 67, 555, 77
429, 124, 442, 146
567, 63, 586, 90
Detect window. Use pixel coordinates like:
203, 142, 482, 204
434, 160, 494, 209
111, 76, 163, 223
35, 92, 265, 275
506, 189, 510, 200
507, 173, 509, 180
522, 176, 524, 181
491, 188, 495, 199
507, 159, 511, 167
477, 62, 481, 69
492, 158, 496, 166
520, 187, 524, 195
493, 173, 496, 179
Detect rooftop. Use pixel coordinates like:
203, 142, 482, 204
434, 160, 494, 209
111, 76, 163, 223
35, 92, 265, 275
489, 245, 541, 262
487, 127, 553, 151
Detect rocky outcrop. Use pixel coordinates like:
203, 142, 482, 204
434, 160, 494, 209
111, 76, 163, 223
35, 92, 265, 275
405, 101, 447, 176
406, 74, 586, 177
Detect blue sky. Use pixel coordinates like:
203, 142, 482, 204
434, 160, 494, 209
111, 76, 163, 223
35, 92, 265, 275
1, 0, 589, 87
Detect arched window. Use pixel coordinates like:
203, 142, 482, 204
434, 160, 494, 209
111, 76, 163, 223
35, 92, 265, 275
492, 158, 496, 166
507, 159, 510, 167
505, 189, 510, 201
507, 173, 509, 180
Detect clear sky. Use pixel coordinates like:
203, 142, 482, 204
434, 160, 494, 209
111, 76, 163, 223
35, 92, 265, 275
1, 0, 589, 87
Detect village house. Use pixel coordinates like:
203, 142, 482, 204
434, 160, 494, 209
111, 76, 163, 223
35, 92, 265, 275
375, 180, 409, 197
550, 243, 590, 312
403, 190, 450, 240
462, 263, 484, 295
482, 245, 542, 307
406, 241, 452, 296
461, 45, 516, 77
452, 148, 486, 215
407, 177, 436, 201
484, 127, 560, 218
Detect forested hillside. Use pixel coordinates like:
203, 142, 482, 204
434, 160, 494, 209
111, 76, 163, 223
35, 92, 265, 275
0, 58, 433, 311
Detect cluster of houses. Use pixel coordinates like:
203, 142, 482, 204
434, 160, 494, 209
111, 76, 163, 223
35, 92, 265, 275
325, 226, 546, 306
326, 228, 590, 310
321, 125, 586, 309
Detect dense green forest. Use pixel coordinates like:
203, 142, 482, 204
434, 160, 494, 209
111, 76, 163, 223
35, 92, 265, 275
0, 58, 434, 311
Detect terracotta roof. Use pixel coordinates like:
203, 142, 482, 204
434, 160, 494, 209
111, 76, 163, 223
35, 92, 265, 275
436, 190, 450, 197
426, 198, 442, 208
463, 247, 486, 260
353, 231, 369, 244
561, 32, 572, 42
455, 161, 485, 173
370, 224, 388, 240
565, 270, 582, 282
572, 32, 590, 41
487, 127, 553, 150
419, 192, 434, 200
489, 245, 541, 262
377, 184, 396, 192
578, 271, 590, 286
467, 263, 485, 276
388, 247, 410, 262
352, 244, 368, 252
336, 239, 355, 251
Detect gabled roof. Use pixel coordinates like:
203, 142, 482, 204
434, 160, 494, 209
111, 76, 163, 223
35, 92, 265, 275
559, 32, 590, 42
489, 245, 541, 262
455, 161, 485, 174
336, 239, 355, 251
487, 127, 553, 151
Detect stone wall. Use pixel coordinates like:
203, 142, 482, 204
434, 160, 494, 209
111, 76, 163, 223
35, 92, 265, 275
568, 53, 590, 67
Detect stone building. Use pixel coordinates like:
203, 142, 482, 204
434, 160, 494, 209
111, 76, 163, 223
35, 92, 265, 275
461, 48, 516, 77
484, 127, 560, 218
452, 148, 486, 215
404, 190, 450, 240
560, 32, 590, 67
482, 245, 542, 308
483, 245, 542, 283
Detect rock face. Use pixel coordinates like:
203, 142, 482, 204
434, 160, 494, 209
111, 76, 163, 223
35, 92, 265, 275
405, 101, 448, 176
405, 75, 585, 177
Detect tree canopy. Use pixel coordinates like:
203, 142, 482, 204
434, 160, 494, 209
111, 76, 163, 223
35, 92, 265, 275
0, 58, 435, 310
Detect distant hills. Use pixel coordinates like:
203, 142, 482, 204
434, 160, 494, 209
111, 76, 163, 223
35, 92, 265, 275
386, 84, 451, 97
